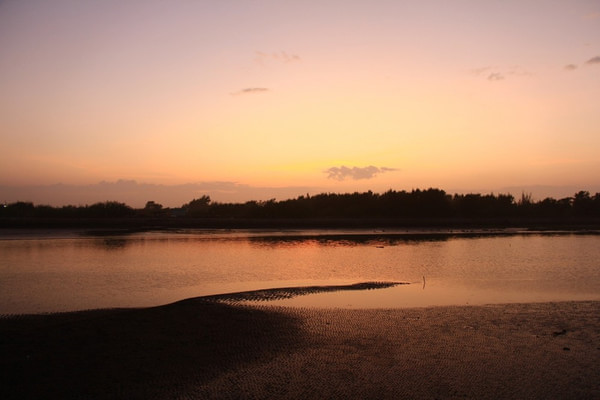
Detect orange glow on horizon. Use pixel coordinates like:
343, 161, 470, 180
0, 1, 599, 205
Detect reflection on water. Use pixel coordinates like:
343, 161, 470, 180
98, 238, 129, 250
247, 233, 453, 247
0, 229, 599, 314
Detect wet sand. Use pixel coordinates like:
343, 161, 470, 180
2, 300, 599, 399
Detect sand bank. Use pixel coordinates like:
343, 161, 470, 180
2, 300, 599, 399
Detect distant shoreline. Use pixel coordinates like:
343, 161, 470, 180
2, 216, 600, 231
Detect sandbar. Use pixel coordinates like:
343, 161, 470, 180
1, 300, 599, 399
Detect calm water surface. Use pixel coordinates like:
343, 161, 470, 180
1, 229, 599, 314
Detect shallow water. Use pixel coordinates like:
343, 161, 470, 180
1, 229, 599, 313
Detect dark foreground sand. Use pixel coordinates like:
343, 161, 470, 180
2, 300, 599, 399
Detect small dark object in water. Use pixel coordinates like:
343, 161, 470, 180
553, 329, 567, 336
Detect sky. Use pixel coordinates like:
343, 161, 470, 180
1, 0, 599, 207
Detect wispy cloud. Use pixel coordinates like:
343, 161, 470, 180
470, 65, 531, 82
325, 166, 398, 181
585, 56, 600, 65
469, 66, 492, 76
255, 51, 301, 65
230, 87, 270, 96
563, 56, 600, 71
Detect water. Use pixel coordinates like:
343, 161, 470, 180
1, 229, 599, 314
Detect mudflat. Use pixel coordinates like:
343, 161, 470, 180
2, 300, 599, 399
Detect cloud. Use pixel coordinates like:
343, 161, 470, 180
487, 73, 504, 81
470, 65, 531, 82
469, 66, 492, 76
325, 166, 398, 181
255, 51, 301, 65
563, 56, 600, 71
230, 87, 269, 96
380, 167, 398, 173
504, 66, 532, 78
585, 56, 600, 65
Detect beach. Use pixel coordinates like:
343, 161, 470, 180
1, 299, 599, 399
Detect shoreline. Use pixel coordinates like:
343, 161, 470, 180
1, 225, 600, 241
2, 215, 600, 231
2, 299, 599, 399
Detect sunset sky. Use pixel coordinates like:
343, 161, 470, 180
1, 0, 599, 206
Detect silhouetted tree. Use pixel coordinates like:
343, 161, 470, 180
87, 201, 134, 218
2, 202, 35, 218
532, 197, 571, 218
573, 191, 593, 216
184, 195, 211, 217
141, 201, 164, 217
3, 188, 600, 224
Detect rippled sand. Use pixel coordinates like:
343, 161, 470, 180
2, 300, 599, 399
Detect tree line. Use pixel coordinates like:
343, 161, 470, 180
2, 188, 600, 220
